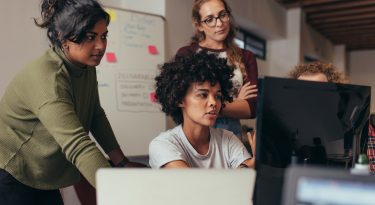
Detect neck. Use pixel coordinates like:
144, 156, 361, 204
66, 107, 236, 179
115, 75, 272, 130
182, 124, 210, 154
199, 40, 224, 50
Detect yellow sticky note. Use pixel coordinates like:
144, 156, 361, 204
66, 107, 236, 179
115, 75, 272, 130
106, 9, 117, 22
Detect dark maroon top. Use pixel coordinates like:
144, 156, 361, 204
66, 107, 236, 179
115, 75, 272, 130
175, 43, 258, 118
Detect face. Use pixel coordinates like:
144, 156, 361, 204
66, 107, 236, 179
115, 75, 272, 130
180, 81, 222, 128
197, 0, 230, 47
63, 19, 108, 67
298, 73, 329, 82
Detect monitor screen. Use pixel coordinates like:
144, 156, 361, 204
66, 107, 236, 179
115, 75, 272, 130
256, 77, 371, 168
253, 77, 371, 205
281, 166, 375, 205
296, 176, 375, 205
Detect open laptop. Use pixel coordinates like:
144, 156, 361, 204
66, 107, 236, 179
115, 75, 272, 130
96, 168, 256, 205
282, 166, 375, 205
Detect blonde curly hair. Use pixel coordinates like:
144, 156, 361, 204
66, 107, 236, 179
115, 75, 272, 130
289, 61, 348, 83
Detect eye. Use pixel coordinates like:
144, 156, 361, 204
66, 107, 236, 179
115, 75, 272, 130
86, 35, 95, 41
197, 92, 208, 98
204, 17, 214, 24
219, 12, 227, 18
101, 33, 108, 39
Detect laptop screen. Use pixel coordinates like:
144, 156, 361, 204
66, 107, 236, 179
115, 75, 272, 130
296, 176, 375, 204
282, 166, 375, 205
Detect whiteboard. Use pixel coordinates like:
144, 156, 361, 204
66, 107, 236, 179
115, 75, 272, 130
96, 7, 165, 156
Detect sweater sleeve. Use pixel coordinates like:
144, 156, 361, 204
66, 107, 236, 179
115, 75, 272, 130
90, 84, 120, 153
242, 50, 259, 119
37, 100, 111, 187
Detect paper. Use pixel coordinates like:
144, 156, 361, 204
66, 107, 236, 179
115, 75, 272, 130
106, 9, 117, 22
106, 52, 117, 63
148, 45, 159, 55
149, 92, 157, 102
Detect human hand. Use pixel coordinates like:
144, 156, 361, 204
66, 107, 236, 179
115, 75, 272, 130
247, 130, 256, 158
237, 82, 257, 100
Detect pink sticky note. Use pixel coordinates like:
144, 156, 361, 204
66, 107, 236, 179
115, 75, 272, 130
150, 92, 157, 102
148, 45, 159, 55
106, 52, 117, 63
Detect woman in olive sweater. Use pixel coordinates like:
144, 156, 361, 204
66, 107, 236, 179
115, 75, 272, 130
0, 0, 136, 204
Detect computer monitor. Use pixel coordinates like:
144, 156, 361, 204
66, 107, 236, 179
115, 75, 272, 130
282, 166, 375, 205
254, 76, 371, 205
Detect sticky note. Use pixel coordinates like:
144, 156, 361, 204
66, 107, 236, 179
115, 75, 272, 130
106, 9, 117, 22
150, 92, 157, 102
106, 52, 117, 63
148, 45, 159, 55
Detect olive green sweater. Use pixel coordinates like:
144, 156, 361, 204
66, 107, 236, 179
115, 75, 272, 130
0, 48, 120, 189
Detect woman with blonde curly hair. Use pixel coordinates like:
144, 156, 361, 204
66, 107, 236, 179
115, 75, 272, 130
289, 61, 348, 83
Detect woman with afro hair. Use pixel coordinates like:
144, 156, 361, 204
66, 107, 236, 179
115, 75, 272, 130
149, 51, 255, 169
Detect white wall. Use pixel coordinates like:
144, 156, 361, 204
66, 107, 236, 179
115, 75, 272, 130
301, 19, 334, 63
333, 45, 347, 73
0, 0, 48, 97
103, 0, 165, 16
267, 8, 302, 77
349, 50, 375, 112
228, 0, 286, 40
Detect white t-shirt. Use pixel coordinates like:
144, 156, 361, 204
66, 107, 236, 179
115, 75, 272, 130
149, 125, 251, 169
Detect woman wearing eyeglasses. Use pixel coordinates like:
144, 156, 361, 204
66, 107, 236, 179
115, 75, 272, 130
176, 0, 258, 139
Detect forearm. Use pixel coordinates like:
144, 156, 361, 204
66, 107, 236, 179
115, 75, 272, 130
107, 148, 127, 165
221, 99, 251, 119
162, 160, 190, 168
241, 158, 255, 168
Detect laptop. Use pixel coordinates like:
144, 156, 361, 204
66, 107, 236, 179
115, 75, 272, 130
282, 166, 375, 205
96, 168, 256, 205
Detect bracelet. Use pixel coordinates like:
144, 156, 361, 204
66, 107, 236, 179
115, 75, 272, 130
115, 157, 130, 167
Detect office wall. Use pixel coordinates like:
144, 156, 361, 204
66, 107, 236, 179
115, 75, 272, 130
0, 0, 48, 97
349, 50, 375, 112
267, 8, 302, 77
301, 18, 334, 63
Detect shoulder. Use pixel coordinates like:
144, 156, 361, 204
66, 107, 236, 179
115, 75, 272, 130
23, 48, 65, 79
175, 43, 199, 57
210, 127, 240, 143
150, 126, 183, 146
241, 49, 256, 62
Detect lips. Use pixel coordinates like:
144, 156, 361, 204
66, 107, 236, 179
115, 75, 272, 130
206, 110, 218, 115
91, 53, 104, 61
215, 29, 225, 34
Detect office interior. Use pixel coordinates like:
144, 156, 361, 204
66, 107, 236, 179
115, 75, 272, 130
1, 0, 374, 204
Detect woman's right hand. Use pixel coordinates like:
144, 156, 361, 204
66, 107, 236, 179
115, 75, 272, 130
237, 82, 257, 100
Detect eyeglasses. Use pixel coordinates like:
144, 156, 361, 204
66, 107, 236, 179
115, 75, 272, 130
201, 11, 230, 27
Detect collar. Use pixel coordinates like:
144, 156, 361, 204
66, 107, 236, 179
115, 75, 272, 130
54, 47, 88, 77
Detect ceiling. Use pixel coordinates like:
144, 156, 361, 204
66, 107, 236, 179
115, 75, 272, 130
275, 0, 375, 51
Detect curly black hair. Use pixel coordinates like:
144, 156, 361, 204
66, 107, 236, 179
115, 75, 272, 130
155, 51, 234, 124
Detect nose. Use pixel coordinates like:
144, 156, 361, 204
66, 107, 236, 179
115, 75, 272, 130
208, 94, 218, 108
216, 18, 224, 27
95, 38, 107, 51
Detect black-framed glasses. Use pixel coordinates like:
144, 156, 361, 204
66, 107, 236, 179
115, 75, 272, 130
201, 11, 230, 27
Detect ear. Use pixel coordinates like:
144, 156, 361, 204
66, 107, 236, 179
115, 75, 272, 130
62, 42, 69, 50
197, 24, 204, 33
178, 100, 185, 108
194, 20, 204, 33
